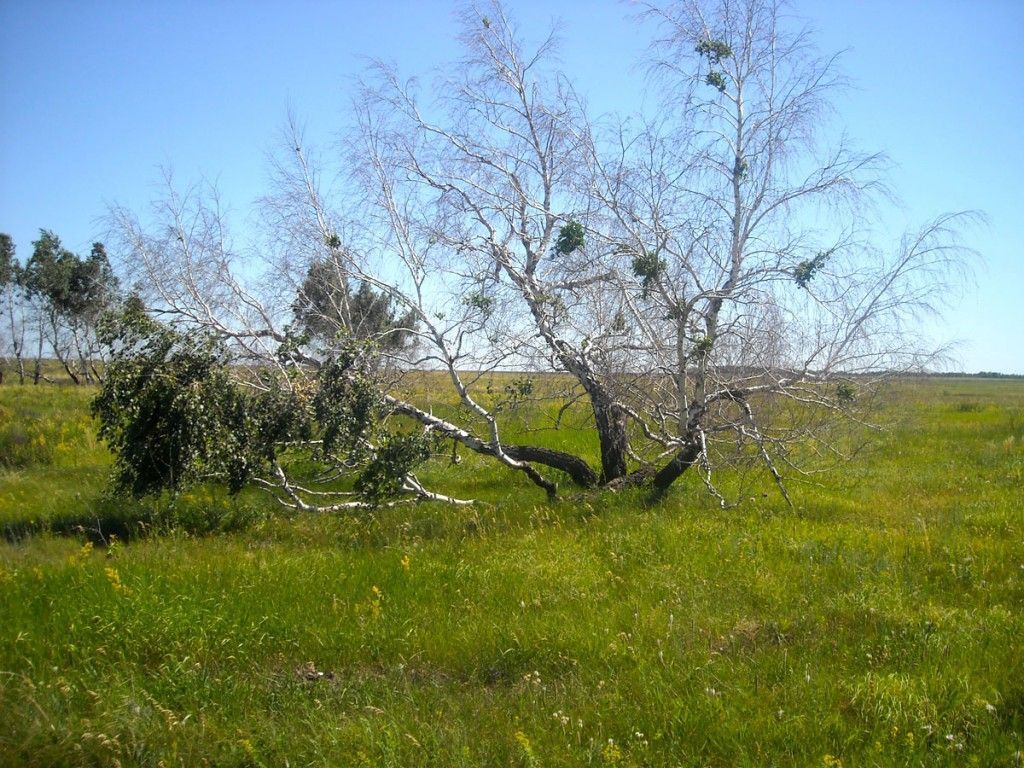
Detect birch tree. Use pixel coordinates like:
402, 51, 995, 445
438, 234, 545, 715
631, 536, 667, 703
587, 0, 974, 498
97, 0, 973, 508
340, 4, 630, 481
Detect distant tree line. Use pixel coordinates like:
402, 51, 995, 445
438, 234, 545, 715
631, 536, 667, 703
924, 371, 1024, 379
0, 230, 120, 385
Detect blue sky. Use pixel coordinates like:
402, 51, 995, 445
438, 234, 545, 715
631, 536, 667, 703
2, 1, 1022, 372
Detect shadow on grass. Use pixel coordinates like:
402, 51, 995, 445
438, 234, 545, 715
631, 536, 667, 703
1, 490, 274, 545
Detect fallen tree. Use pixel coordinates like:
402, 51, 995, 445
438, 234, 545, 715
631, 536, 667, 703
96, 0, 973, 509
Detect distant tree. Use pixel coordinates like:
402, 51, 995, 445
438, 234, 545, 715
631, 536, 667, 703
20, 230, 68, 383
0, 235, 13, 289
22, 230, 119, 384
0, 233, 27, 384
77, 243, 119, 320
292, 254, 418, 357
73, 242, 120, 381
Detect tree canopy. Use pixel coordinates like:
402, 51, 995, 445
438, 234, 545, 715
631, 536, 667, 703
1, 230, 119, 384
292, 254, 418, 357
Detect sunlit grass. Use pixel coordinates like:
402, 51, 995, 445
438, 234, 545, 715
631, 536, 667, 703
0, 377, 1022, 766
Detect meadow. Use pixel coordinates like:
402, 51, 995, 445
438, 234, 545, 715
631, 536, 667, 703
0, 376, 1022, 766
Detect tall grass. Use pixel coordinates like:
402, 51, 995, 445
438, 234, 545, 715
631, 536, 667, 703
0, 377, 1022, 766
0, 383, 274, 542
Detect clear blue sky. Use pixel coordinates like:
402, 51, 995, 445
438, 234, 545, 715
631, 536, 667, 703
2, 1, 1022, 373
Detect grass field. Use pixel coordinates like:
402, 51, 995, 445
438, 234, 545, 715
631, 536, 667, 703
1, 377, 1022, 766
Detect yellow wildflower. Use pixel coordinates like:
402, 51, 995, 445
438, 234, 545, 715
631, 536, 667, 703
105, 566, 130, 595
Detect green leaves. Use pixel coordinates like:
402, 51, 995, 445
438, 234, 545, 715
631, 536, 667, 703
314, 349, 437, 504
794, 249, 835, 289
705, 70, 728, 93
553, 220, 585, 256
695, 38, 733, 64
355, 432, 433, 504
462, 290, 495, 318
631, 250, 667, 298
696, 38, 732, 94
95, 311, 431, 507
313, 350, 384, 459
92, 308, 248, 498
486, 375, 535, 414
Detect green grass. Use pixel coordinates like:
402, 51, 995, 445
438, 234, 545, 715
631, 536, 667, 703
0, 384, 272, 542
1, 378, 1022, 766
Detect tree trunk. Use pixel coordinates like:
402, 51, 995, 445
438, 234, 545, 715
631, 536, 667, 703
77, 347, 92, 384
592, 394, 629, 483
651, 439, 701, 492
6, 296, 25, 384
32, 329, 43, 384
503, 444, 598, 488
508, 265, 629, 485
60, 356, 81, 385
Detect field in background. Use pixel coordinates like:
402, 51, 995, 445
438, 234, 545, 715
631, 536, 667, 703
0, 377, 1022, 766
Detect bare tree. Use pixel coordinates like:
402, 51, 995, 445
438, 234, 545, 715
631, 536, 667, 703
104, 127, 581, 509
98, 0, 974, 510
584, 0, 975, 500
342, 2, 646, 484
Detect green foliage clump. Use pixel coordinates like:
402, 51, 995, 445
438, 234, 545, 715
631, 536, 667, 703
313, 350, 384, 460
504, 376, 534, 402
487, 375, 535, 413
696, 38, 733, 64
93, 307, 433, 507
92, 305, 253, 497
314, 349, 436, 503
794, 249, 834, 289
354, 432, 433, 503
553, 220, 585, 256
696, 38, 732, 93
247, 378, 314, 463
632, 250, 667, 298
462, 290, 495, 317
705, 70, 728, 93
